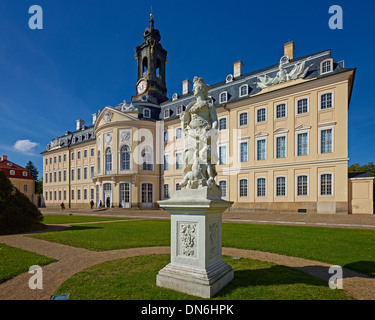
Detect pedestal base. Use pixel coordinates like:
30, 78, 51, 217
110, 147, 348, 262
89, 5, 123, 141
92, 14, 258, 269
156, 259, 234, 298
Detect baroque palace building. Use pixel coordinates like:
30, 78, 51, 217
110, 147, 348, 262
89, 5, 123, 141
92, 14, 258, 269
42, 15, 374, 214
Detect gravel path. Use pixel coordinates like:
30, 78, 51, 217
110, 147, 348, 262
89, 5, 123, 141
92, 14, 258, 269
1, 225, 374, 300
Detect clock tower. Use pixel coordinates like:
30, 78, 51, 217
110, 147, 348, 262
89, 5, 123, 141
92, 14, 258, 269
132, 13, 168, 104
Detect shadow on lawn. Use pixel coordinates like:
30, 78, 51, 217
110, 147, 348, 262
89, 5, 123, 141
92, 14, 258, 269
216, 264, 329, 297
28, 224, 103, 235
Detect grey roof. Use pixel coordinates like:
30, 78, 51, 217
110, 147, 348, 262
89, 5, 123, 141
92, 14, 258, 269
348, 172, 373, 179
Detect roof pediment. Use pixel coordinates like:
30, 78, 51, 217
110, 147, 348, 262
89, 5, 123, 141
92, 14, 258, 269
94, 106, 139, 131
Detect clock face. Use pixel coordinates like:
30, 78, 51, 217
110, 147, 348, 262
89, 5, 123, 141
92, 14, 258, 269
137, 80, 147, 94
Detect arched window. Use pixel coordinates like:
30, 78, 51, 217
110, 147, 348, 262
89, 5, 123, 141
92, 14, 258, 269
97, 151, 101, 173
105, 148, 112, 174
141, 146, 153, 171
120, 145, 131, 170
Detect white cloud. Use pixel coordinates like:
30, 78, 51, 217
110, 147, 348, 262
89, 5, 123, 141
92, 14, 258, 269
13, 139, 39, 154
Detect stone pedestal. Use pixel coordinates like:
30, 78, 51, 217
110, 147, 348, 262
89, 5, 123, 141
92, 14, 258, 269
157, 187, 233, 298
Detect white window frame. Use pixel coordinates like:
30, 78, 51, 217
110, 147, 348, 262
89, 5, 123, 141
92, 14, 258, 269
319, 172, 334, 197
274, 175, 287, 198
295, 127, 310, 156
238, 111, 248, 127
175, 127, 182, 140
175, 151, 183, 170
163, 153, 169, 171
218, 144, 228, 165
255, 134, 268, 161
219, 117, 228, 131
22, 171, 28, 177
319, 90, 335, 111
143, 108, 151, 119
255, 106, 267, 123
295, 96, 310, 115
219, 91, 228, 104
219, 180, 228, 198
239, 84, 249, 97
163, 183, 169, 199
238, 178, 248, 198
274, 132, 288, 159
176, 105, 183, 115
164, 108, 170, 119
318, 122, 336, 154
274, 102, 288, 120
296, 174, 310, 198
320, 58, 333, 75
238, 138, 249, 163
256, 177, 267, 198
10, 170, 15, 175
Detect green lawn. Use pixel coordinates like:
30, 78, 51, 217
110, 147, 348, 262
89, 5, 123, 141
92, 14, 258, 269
28, 220, 375, 277
54, 255, 352, 300
42, 214, 130, 225
0, 243, 55, 283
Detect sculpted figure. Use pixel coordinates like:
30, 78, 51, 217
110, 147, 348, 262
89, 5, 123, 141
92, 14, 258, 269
179, 76, 218, 190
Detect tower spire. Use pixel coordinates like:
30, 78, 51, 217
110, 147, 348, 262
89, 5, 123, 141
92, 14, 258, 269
150, 6, 154, 28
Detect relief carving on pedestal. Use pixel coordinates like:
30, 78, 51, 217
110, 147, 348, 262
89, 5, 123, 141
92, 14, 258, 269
179, 222, 197, 258
209, 222, 219, 258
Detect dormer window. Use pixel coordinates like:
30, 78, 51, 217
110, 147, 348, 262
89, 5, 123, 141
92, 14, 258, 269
176, 105, 183, 115
225, 74, 233, 83
10, 170, 15, 175
143, 108, 151, 118
321, 59, 333, 74
22, 171, 28, 177
172, 93, 178, 101
219, 92, 228, 104
239, 85, 248, 97
164, 109, 170, 119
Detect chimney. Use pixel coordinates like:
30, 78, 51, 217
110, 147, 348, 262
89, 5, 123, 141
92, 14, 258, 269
76, 119, 85, 131
1, 155, 7, 161
92, 113, 97, 125
284, 41, 295, 60
233, 60, 243, 78
182, 79, 191, 95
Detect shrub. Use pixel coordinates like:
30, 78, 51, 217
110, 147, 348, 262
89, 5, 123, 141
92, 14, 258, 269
0, 171, 45, 235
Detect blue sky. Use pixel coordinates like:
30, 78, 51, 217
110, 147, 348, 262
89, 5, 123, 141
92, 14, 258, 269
0, 0, 374, 178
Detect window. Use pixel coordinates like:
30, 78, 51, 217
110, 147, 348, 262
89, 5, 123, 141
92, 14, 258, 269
256, 108, 266, 123
50, 191, 52, 201
77, 189, 81, 201
23, 184, 28, 192
90, 148, 94, 157
90, 189, 94, 201
239, 179, 248, 197
257, 139, 266, 160
176, 183, 181, 191
219, 92, 228, 104
176, 128, 182, 140
164, 131, 169, 143
143, 108, 151, 118
71, 169, 75, 181
84, 167, 87, 180
22, 171, 28, 177
45, 158, 48, 165
297, 98, 308, 114
54, 157, 56, 163
297, 175, 308, 196
77, 151, 81, 159
63, 154, 67, 162
58, 171, 61, 182
219, 145, 227, 165
176, 105, 183, 115
45, 192, 48, 201
257, 178, 266, 197
163, 184, 169, 199
120, 145, 131, 170
240, 141, 248, 162
321, 129, 333, 153
320, 92, 333, 110
276, 136, 286, 158
164, 154, 169, 171
321, 174, 333, 196
64, 170, 67, 181
49, 172, 52, 182
321, 60, 332, 74
297, 133, 308, 156
71, 152, 75, 161
58, 155, 61, 163
276, 104, 286, 119
90, 166, 94, 178
97, 151, 101, 173
58, 191, 61, 201
219, 118, 227, 130
84, 150, 88, 158
64, 190, 67, 201
77, 168, 81, 180
275, 177, 286, 197
54, 172, 56, 182
141, 146, 153, 171
54, 191, 57, 201
9, 170, 15, 175
141, 183, 153, 203
84, 189, 87, 200
45, 173, 48, 183
164, 109, 170, 119
239, 112, 248, 126
105, 148, 112, 173
49, 157, 52, 164
219, 181, 227, 198
176, 152, 183, 170
239, 85, 248, 97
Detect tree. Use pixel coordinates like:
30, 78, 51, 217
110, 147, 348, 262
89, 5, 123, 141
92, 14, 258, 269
25, 161, 39, 180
